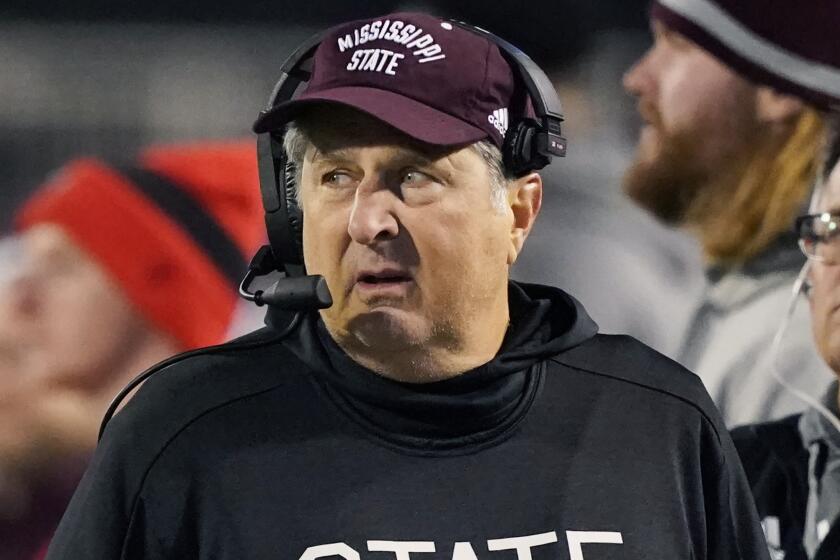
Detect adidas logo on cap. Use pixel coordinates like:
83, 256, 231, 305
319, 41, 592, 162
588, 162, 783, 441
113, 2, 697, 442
488, 108, 509, 136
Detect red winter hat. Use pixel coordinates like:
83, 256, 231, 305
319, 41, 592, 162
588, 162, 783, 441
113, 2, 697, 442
651, 0, 840, 110
15, 140, 265, 350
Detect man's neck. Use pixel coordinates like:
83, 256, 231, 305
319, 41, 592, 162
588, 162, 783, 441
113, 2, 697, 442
346, 337, 507, 384
330, 305, 510, 384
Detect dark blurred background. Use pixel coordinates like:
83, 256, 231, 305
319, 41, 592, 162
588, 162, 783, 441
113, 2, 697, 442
0, 0, 648, 226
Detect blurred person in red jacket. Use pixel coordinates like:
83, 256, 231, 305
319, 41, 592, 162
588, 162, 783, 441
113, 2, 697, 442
0, 141, 264, 560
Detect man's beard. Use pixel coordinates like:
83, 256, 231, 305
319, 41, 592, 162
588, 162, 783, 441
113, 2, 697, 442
622, 123, 713, 226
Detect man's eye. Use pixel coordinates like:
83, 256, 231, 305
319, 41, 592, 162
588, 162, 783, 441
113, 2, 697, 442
324, 171, 354, 187
401, 170, 431, 186
820, 225, 840, 241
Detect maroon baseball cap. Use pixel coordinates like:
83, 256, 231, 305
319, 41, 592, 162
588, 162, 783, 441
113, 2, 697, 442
253, 12, 525, 149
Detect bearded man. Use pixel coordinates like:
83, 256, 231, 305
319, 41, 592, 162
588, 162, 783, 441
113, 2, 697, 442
623, 0, 840, 426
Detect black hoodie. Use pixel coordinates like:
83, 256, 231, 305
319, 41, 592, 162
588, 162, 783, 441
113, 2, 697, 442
45, 282, 769, 560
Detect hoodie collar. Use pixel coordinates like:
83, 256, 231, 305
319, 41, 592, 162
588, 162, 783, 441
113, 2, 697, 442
277, 281, 597, 451
703, 233, 805, 310
800, 381, 840, 452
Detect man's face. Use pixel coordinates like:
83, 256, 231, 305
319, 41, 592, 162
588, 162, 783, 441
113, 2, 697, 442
809, 162, 840, 374
298, 107, 526, 354
0, 224, 146, 390
622, 21, 761, 223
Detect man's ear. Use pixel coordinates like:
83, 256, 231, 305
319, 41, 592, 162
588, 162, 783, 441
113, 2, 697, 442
756, 86, 805, 125
507, 172, 542, 265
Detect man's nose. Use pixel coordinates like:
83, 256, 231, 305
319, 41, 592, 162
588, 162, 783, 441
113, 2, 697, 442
347, 186, 399, 245
623, 50, 654, 97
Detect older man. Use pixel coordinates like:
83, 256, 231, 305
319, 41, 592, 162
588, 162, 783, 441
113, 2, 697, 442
623, 0, 839, 426
46, 13, 768, 560
734, 121, 840, 560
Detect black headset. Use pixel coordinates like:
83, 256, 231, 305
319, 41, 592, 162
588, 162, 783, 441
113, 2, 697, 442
100, 17, 568, 439
239, 18, 568, 311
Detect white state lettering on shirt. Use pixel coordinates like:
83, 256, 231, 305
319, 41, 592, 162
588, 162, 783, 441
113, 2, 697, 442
566, 531, 623, 560
299, 543, 360, 560
367, 540, 435, 560
818, 519, 831, 542
761, 517, 781, 549
760, 516, 786, 559
451, 542, 479, 560
487, 532, 558, 560
300, 529, 629, 560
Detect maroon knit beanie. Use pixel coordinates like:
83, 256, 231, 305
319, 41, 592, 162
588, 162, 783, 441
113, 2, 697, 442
651, 0, 840, 110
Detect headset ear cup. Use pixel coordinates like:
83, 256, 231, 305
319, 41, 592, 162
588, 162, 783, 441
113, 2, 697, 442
505, 118, 553, 177
503, 120, 535, 177
258, 133, 306, 276
502, 121, 519, 174
284, 159, 304, 262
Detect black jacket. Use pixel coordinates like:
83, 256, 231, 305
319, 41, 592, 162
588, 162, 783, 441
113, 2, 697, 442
46, 282, 769, 560
733, 415, 840, 560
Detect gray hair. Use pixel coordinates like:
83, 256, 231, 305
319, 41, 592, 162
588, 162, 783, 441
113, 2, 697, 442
282, 121, 511, 211
825, 113, 840, 182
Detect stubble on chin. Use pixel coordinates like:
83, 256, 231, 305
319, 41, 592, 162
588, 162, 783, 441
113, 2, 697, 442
622, 127, 711, 226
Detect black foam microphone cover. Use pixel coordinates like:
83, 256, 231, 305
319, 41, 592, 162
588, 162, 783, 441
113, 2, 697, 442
260, 275, 332, 310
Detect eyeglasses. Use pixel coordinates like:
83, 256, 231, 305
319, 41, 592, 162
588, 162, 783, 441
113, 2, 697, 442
796, 212, 840, 264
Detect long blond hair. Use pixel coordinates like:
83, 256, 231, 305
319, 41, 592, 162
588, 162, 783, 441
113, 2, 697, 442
688, 108, 825, 266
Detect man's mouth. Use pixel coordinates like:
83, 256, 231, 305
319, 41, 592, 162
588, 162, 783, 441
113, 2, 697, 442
354, 269, 414, 294
636, 99, 662, 129
357, 271, 412, 284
